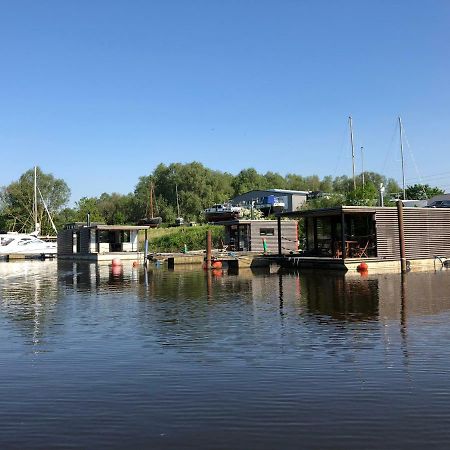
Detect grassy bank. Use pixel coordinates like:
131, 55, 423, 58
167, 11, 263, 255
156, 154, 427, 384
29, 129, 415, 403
141, 225, 225, 253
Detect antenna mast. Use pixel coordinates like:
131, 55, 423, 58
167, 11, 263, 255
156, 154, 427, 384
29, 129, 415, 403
398, 116, 406, 200
349, 116, 356, 190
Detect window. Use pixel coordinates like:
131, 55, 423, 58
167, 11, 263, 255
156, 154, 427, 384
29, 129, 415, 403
260, 228, 275, 236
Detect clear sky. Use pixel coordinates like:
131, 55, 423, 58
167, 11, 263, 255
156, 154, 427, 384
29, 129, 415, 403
1, 0, 449, 203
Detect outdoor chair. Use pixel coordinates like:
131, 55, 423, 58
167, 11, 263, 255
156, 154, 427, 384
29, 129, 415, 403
354, 240, 369, 258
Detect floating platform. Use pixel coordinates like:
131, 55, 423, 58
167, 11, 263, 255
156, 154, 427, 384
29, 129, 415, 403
151, 252, 273, 269
0, 253, 56, 261
277, 255, 449, 273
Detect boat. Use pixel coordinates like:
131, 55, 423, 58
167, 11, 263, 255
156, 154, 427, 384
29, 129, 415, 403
1, 167, 58, 255
255, 195, 285, 216
0, 232, 57, 256
137, 182, 162, 227
204, 204, 242, 222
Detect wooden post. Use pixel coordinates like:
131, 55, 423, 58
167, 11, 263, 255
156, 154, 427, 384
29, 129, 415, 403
206, 230, 212, 269
397, 200, 407, 273
341, 210, 346, 259
277, 216, 282, 256
144, 229, 148, 266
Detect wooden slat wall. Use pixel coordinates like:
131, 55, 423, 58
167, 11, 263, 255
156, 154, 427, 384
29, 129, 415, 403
375, 208, 450, 259
79, 228, 92, 253
250, 221, 298, 253
57, 229, 74, 255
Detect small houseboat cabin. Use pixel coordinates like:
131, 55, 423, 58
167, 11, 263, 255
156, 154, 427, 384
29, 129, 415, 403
278, 206, 450, 271
213, 219, 298, 253
58, 223, 149, 261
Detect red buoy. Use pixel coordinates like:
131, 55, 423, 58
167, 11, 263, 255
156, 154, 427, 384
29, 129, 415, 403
112, 258, 122, 267
212, 261, 223, 269
357, 261, 368, 272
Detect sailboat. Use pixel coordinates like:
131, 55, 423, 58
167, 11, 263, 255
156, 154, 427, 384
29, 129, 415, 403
137, 182, 162, 227
0, 167, 57, 255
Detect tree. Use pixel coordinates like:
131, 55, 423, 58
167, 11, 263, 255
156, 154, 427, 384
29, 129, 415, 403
405, 184, 444, 200
0, 167, 70, 234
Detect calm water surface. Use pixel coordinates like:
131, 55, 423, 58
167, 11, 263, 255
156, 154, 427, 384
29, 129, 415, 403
0, 260, 450, 449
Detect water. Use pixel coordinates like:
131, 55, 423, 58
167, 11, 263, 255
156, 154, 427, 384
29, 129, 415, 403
0, 260, 450, 449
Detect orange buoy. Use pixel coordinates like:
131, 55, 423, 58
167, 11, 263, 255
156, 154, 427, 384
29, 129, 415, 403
357, 261, 368, 272
132, 261, 140, 268
212, 260, 223, 269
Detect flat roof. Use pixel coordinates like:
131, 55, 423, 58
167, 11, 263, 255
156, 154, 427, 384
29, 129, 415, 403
232, 189, 310, 196
212, 219, 297, 225
277, 205, 450, 218
89, 225, 150, 230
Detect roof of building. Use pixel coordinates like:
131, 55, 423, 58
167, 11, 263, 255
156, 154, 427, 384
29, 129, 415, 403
89, 225, 150, 230
277, 205, 450, 218
232, 189, 310, 197
212, 219, 297, 225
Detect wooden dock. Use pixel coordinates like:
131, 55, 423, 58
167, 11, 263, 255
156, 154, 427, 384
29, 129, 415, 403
0, 253, 56, 262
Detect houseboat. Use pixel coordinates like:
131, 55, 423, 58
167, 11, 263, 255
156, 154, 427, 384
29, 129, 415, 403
57, 222, 150, 262
276, 205, 450, 272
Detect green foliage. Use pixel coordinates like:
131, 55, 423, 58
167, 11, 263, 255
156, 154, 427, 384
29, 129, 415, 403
0, 167, 70, 234
146, 225, 225, 252
345, 182, 379, 206
405, 184, 444, 200
74, 197, 105, 223
301, 193, 345, 210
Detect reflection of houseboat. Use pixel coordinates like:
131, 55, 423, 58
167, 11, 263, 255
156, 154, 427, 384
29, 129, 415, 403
204, 204, 241, 222
255, 195, 285, 216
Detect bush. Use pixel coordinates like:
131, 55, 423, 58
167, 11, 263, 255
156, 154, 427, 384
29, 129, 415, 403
143, 225, 225, 252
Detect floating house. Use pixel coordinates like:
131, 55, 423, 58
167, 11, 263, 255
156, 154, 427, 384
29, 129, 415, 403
277, 205, 450, 272
213, 219, 298, 253
58, 223, 149, 261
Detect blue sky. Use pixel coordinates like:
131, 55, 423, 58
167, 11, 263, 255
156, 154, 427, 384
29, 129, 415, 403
1, 0, 449, 203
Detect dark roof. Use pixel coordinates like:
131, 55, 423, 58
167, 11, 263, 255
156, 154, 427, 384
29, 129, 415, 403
90, 225, 150, 231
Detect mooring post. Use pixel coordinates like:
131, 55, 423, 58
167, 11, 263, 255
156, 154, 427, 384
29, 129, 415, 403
144, 229, 148, 266
206, 230, 212, 269
277, 216, 282, 256
397, 200, 407, 273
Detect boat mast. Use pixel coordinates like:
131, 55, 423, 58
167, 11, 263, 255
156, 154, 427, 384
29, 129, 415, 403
149, 182, 154, 219
34, 166, 38, 233
176, 184, 181, 217
398, 116, 406, 200
361, 146, 365, 189
349, 116, 356, 190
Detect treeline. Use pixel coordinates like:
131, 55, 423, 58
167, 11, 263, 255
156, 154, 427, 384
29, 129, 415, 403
0, 163, 444, 235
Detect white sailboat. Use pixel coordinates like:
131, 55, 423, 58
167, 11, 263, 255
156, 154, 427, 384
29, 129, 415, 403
0, 167, 57, 256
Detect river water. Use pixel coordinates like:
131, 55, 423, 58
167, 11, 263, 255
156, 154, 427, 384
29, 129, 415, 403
0, 260, 450, 449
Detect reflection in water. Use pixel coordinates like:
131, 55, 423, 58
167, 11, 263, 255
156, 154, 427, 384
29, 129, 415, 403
0, 261, 450, 449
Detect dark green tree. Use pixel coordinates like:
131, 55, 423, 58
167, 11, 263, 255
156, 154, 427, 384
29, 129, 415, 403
405, 184, 444, 200
0, 167, 70, 234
